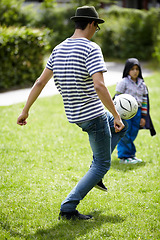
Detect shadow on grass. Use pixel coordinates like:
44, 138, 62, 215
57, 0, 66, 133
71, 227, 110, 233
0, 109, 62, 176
1, 211, 125, 240
111, 159, 146, 172
27, 211, 125, 240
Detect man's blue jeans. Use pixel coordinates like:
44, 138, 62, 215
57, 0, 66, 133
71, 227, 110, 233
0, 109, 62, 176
60, 111, 127, 212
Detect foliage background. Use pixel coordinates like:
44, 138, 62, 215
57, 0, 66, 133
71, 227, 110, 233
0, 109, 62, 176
0, 26, 48, 90
0, 0, 160, 91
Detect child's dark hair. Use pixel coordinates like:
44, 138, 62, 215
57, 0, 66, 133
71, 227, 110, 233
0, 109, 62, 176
123, 58, 143, 79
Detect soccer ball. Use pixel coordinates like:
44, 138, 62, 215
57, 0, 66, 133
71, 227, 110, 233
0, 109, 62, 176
113, 94, 138, 120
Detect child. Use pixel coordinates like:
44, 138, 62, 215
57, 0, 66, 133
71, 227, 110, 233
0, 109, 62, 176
115, 58, 156, 164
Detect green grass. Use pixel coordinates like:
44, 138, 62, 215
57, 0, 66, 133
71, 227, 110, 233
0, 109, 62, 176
0, 72, 160, 240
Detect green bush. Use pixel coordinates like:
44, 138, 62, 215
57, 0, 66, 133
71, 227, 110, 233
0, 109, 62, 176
33, 6, 160, 61
152, 9, 160, 64
1, 3, 160, 92
97, 6, 160, 61
153, 36, 160, 63
34, 7, 75, 49
0, 0, 34, 27
1, 1, 159, 62
0, 27, 48, 91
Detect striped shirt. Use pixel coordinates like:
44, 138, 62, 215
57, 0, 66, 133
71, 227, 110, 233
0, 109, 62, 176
116, 75, 148, 116
46, 38, 107, 123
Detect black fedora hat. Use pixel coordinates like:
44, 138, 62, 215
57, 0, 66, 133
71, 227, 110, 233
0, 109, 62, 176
70, 6, 105, 24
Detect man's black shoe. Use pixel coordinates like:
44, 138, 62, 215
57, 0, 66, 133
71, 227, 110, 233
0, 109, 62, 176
58, 210, 93, 220
95, 180, 108, 192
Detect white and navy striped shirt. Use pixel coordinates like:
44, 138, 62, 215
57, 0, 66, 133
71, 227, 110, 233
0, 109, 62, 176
46, 38, 107, 123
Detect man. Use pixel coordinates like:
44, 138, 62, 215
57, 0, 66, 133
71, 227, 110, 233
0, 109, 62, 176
17, 6, 126, 220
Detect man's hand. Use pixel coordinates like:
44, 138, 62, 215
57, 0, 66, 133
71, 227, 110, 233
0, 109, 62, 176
114, 116, 124, 133
17, 112, 28, 126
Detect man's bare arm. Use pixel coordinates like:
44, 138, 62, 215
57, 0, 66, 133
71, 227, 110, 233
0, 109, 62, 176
17, 68, 53, 126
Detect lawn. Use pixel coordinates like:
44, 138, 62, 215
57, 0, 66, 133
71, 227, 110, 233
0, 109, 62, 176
0, 72, 160, 240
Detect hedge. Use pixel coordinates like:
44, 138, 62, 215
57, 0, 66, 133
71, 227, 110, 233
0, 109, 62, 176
0, 0, 34, 27
34, 7, 75, 49
0, 27, 48, 91
1, 1, 160, 62
1, 3, 160, 91
96, 6, 160, 61
34, 6, 160, 62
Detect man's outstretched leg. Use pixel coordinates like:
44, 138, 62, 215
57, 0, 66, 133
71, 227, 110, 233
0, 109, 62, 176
59, 114, 111, 220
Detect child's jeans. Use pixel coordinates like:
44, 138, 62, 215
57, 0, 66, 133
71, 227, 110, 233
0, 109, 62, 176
117, 108, 141, 158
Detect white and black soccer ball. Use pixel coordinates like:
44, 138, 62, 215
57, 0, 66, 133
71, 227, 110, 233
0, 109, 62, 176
113, 94, 138, 120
